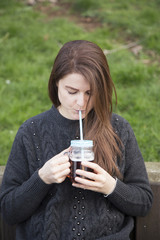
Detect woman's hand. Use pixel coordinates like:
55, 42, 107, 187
38, 147, 71, 184
72, 161, 116, 195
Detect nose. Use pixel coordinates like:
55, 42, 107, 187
77, 93, 86, 108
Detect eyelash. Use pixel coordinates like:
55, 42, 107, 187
68, 91, 77, 95
68, 91, 91, 95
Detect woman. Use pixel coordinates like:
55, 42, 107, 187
0, 40, 153, 240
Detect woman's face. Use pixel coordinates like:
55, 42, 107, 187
57, 73, 93, 120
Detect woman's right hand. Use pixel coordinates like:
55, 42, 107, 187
38, 147, 71, 184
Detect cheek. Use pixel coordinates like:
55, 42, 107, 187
58, 91, 75, 106
58, 89, 67, 102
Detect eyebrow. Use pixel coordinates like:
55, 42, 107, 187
65, 86, 91, 92
65, 86, 78, 91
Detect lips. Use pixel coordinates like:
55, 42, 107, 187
75, 110, 86, 114
75, 109, 86, 112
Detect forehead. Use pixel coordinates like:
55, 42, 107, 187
59, 73, 90, 90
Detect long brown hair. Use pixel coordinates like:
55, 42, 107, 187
48, 40, 122, 178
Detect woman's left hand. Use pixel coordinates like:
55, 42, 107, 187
72, 161, 116, 195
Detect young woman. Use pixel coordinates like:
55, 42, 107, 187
0, 40, 153, 240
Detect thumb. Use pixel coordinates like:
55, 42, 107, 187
60, 146, 71, 156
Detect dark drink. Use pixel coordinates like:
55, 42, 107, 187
70, 159, 94, 183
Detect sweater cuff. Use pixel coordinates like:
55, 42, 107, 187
107, 178, 128, 202
25, 170, 51, 196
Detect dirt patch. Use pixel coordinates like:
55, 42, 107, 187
34, 1, 102, 31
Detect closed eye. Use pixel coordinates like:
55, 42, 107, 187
68, 91, 77, 95
65, 86, 91, 95
68, 91, 91, 95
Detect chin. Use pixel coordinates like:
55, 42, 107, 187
72, 115, 80, 120
70, 110, 86, 120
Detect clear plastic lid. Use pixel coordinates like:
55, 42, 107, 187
71, 140, 93, 147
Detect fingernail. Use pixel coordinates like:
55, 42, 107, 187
63, 152, 69, 156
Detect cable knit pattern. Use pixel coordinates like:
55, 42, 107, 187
0, 106, 153, 240
44, 188, 61, 240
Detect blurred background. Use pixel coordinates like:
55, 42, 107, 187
0, 0, 160, 165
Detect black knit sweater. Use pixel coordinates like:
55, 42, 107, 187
0, 106, 153, 240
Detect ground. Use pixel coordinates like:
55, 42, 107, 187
34, 0, 102, 31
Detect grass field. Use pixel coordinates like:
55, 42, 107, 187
0, 0, 160, 165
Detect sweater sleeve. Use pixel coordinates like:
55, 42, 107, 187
0, 125, 51, 225
108, 120, 153, 217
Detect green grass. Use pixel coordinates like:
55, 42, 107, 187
0, 0, 160, 164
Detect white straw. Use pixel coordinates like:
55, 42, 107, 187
79, 110, 84, 162
79, 110, 83, 140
